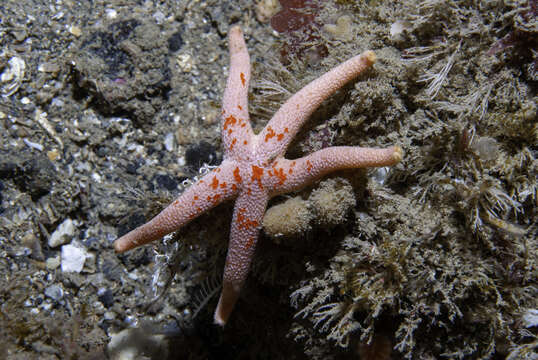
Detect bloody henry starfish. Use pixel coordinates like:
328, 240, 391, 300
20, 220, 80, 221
114, 26, 402, 326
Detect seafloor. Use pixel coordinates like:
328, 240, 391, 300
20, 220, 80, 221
0, 0, 536, 359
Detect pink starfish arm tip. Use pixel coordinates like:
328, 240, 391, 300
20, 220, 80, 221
113, 161, 240, 253
256, 50, 378, 159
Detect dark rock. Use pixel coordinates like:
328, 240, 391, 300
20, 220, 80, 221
0, 150, 57, 199
119, 247, 152, 271
168, 31, 184, 52
154, 174, 178, 191
185, 141, 219, 169
96, 146, 108, 157
98, 289, 114, 308
126, 162, 139, 175
71, 18, 171, 127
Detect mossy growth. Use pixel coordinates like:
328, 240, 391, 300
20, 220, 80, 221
277, 0, 537, 358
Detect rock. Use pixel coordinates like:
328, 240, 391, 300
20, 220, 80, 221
61, 243, 88, 273
46, 256, 61, 270
48, 218, 75, 247
44, 284, 64, 301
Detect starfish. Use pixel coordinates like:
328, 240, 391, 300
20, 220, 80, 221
114, 26, 402, 326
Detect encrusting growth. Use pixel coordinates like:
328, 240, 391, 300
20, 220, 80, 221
114, 26, 402, 326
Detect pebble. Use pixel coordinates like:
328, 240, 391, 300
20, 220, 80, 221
47, 149, 60, 161
61, 243, 88, 273
44, 284, 64, 301
97, 288, 114, 308
153, 11, 165, 24
105, 8, 117, 19
46, 256, 61, 270
69, 25, 82, 37
164, 132, 175, 152
104, 311, 116, 320
523, 309, 538, 328
48, 218, 75, 247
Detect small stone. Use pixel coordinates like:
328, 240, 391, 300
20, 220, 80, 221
98, 288, 114, 308
153, 11, 165, 24
44, 284, 64, 301
105, 8, 117, 19
168, 31, 184, 52
164, 132, 175, 152
522, 309, 538, 328
155, 174, 178, 191
46, 256, 61, 270
12, 29, 28, 42
47, 149, 60, 161
69, 25, 82, 37
38, 62, 60, 75
48, 218, 75, 247
1, 57, 25, 97
104, 311, 116, 321
126, 162, 139, 175
61, 244, 88, 273
185, 141, 218, 169
176, 53, 193, 72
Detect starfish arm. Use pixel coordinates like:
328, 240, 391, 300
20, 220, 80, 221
256, 51, 377, 160
114, 160, 240, 253
268, 145, 403, 195
214, 188, 269, 326
221, 26, 254, 160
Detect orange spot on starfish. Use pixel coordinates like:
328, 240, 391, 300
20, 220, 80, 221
230, 138, 237, 151
245, 237, 255, 250
237, 208, 259, 231
223, 115, 237, 130
233, 167, 242, 183
207, 194, 221, 203
211, 176, 219, 190
240, 72, 246, 86
251, 165, 264, 189
265, 126, 276, 142
273, 167, 286, 185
